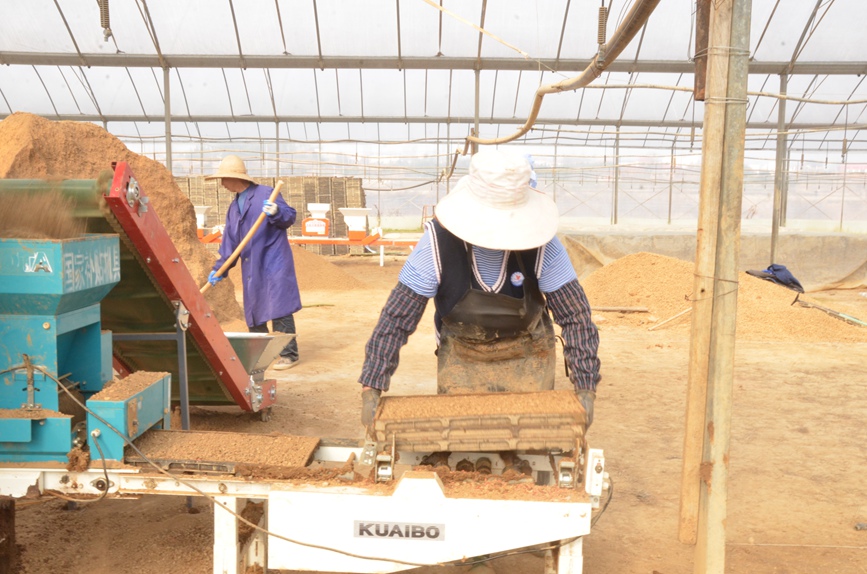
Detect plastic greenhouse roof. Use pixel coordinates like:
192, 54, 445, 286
0, 0, 866, 158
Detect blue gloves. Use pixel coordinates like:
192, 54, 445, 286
263, 200, 278, 217
208, 271, 223, 286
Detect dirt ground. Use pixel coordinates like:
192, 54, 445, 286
14, 254, 867, 574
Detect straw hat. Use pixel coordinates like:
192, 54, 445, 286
434, 149, 559, 250
204, 155, 256, 184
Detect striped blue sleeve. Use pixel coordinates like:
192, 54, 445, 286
537, 236, 578, 293
397, 227, 439, 298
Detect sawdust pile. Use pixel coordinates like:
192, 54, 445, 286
224, 243, 367, 299
292, 244, 368, 291
583, 252, 694, 321
0, 113, 243, 324
582, 252, 867, 342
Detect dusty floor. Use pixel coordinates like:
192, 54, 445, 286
14, 254, 867, 574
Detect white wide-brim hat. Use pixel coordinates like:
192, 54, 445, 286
204, 154, 256, 184
435, 149, 559, 250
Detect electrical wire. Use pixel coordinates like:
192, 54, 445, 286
364, 179, 438, 191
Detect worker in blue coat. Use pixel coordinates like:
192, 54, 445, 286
205, 155, 302, 370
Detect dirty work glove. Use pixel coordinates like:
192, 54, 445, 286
207, 270, 223, 286
576, 389, 596, 428
361, 387, 382, 434
262, 200, 278, 217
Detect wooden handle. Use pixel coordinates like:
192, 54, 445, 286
647, 307, 691, 331
200, 180, 284, 294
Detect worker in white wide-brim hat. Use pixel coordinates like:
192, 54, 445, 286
358, 148, 600, 431
205, 154, 301, 370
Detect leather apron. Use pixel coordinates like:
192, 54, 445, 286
436, 253, 556, 395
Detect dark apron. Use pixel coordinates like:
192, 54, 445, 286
436, 255, 556, 395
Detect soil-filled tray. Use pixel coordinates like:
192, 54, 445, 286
90, 371, 171, 402
373, 390, 586, 453
127, 430, 320, 474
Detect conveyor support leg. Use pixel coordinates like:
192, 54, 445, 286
213, 496, 268, 574
544, 537, 583, 574
214, 496, 242, 574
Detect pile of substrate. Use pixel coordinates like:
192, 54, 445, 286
581, 251, 867, 343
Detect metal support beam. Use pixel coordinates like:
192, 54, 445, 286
0, 113, 854, 133
0, 52, 864, 75
275, 122, 280, 178
770, 73, 787, 264
474, 69, 480, 155
473, 0, 486, 155
668, 146, 675, 224
164, 66, 172, 173
612, 131, 620, 224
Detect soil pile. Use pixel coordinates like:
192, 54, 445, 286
226, 244, 367, 295
293, 245, 368, 291
0, 113, 243, 324
582, 251, 867, 342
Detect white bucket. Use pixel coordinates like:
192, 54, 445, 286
339, 207, 372, 232
307, 203, 331, 219
193, 206, 213, 229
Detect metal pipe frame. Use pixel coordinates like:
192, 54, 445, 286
1, 52, 864, 75
0, 112, 858, 133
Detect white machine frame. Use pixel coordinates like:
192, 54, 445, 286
0, 444, 606, 574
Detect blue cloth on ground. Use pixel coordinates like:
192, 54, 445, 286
746, 263, 804, 293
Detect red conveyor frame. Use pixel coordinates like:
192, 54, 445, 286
106, 162, 274, 413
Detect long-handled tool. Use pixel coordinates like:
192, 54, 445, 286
796, 298, 867, 327
200, 180, 284, 294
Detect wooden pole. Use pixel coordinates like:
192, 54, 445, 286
693, 0, 711, 101
678, 6, 751, 574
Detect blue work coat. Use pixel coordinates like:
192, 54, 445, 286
213, 183, 302, 327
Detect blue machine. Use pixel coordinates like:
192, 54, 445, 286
0, 235, 169, 463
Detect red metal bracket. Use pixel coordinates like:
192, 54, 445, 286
105, 162, 275, 412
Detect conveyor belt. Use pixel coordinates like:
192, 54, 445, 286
0, 163, 275, 412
